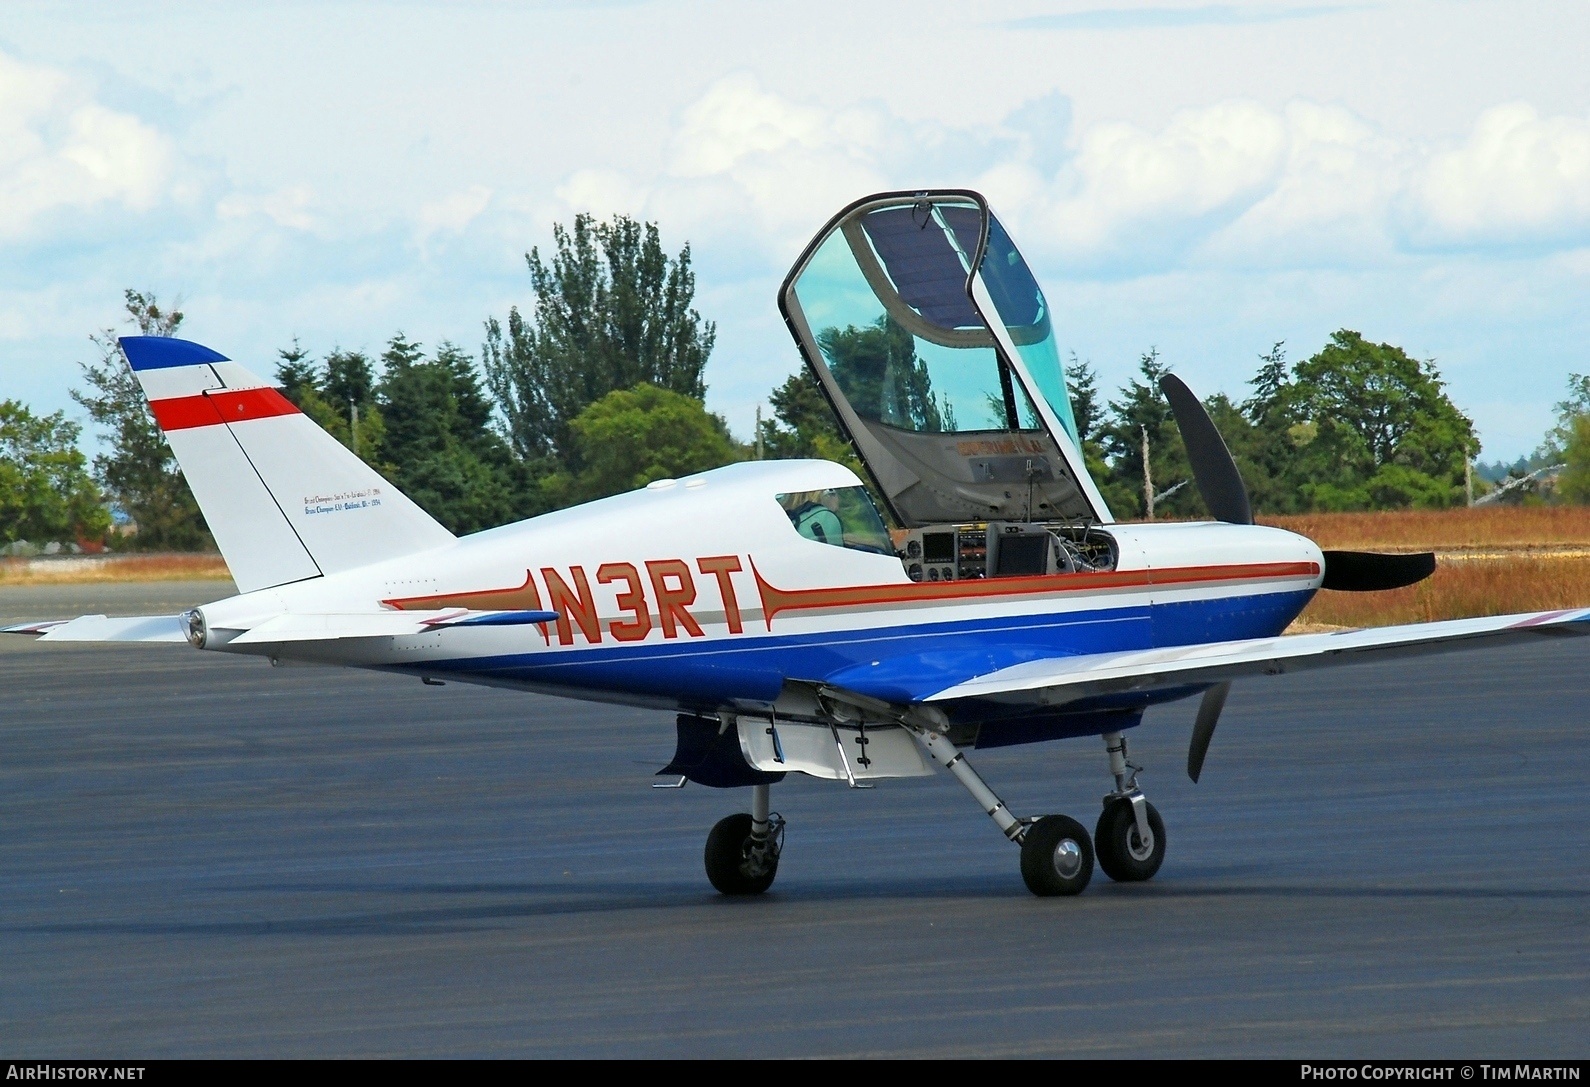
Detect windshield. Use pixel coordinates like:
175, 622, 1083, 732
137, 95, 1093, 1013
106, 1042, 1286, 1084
791, 202, 1043, 435
776, 487, 894, 554
977, 214, 1079, 443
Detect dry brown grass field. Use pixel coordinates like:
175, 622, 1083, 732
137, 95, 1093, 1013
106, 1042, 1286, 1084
1294, 553, 1590, 627
0, 553, 231, 585
1261, 505, 1590, 551
1264, 507, 1590, 629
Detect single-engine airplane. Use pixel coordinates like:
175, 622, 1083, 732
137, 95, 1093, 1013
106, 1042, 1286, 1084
14, 190, 1589, 897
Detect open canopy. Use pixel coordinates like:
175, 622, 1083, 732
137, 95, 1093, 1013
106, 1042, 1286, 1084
779, 190, 1109, 527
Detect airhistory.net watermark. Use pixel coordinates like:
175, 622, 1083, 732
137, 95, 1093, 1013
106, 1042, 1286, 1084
5, 1067, 146, 1081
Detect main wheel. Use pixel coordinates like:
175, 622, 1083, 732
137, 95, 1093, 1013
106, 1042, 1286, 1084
1019, 815, 1094, 896
1094, 799, 1166, 882
704, 813, 779, 895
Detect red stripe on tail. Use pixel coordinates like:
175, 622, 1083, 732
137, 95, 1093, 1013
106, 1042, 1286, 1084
151, 389, 300, 431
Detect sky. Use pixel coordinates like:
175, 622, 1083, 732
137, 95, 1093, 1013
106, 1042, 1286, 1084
1, 0, 1587, 462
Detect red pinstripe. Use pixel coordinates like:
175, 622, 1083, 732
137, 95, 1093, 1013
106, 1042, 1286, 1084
751, 560, 1321, 628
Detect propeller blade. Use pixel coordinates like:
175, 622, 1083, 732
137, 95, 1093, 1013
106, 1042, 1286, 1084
1158, 374, 1253, 525
1320, 550, 1436, 592
1187, 681, 1231, 784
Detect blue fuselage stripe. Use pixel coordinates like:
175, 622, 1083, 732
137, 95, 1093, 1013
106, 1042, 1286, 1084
423, 588, 1315, 708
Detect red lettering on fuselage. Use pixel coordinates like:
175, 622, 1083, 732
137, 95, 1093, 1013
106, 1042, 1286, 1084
541, 566, 602, 645
646, 559, 705, 639
596, 562, 652, 642
696, 555, 745, 634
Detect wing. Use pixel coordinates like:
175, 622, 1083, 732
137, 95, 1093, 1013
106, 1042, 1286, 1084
924, 608, 1590, 708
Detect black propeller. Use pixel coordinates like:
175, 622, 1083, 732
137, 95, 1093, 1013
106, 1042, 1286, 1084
1156, 374, 1437, 781
1319, 549, 1436, 592
1186, 682, 1230, 783
1158, 374, 1252, 525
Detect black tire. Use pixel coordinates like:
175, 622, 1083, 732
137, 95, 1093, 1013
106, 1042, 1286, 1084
704, 813, 779, 895
1019, 815, 1094, 897
1094, 799, 1166, 882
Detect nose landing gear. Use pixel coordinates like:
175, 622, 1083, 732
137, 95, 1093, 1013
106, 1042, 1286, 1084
1093, 731, 1166, 882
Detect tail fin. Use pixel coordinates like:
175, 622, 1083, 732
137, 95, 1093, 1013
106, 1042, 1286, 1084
120, 336, 454, 593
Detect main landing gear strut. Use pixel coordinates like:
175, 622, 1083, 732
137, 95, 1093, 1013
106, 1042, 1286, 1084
909, 724, 1166, 897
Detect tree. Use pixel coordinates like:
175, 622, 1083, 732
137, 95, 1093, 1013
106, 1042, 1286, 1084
547, 384, 741, 506
1540, 372, 1590, 504
274, 343, 384, 457
1095, 349, 1195, 518
72, 290, 212, 550
1282, 330, 1476, 510
483, 213, 716, 463
274, 338, 319, 399
758, 369, 842, 460
0, 401, 110, 547
1242, 341, 1291, 427
1061, 355, 1123, 512
1537, 372, 1590, 463
1067, 354, 1100, 445
1557, 415, 1590, 504
323, 348, 376, 419
376, 335, 526, 533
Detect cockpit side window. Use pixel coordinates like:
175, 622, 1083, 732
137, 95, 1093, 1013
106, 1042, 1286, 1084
776, 487, 894, 555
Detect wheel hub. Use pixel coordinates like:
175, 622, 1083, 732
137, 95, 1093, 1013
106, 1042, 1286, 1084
1051, 838, 1084, 879
1126, 826, 1155, 861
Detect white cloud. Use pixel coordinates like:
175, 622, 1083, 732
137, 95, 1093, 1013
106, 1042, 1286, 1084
417, 184, 493, 236
1053, 100, 1289, 242
563, 78, 1590, 277
217, 185, 319, 232
1404, 103, 1590, 247
554, 168, 649, 221
1200, 101, 1404, 266
0, 50, 174, 242
539, 75, 894, 256
668, 74, 833, 178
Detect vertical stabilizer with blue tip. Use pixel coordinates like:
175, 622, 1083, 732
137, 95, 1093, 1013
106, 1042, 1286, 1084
119, 336, 454, 594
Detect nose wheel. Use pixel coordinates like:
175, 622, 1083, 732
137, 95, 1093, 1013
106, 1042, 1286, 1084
1094, 798, 1165, 882
1094, 731, 1167, 883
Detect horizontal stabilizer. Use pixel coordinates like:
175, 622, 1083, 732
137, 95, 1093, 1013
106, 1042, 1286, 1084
926, 608, 1590, 706
4, 614, 190, 643
224, 609, 556, 645
434, 609, 559, 627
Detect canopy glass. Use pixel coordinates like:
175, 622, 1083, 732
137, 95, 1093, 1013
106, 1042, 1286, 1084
780, 191, 1101, 527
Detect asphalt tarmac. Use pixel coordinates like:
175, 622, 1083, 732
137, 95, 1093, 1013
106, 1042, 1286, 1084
2, 582, 1586, 1057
